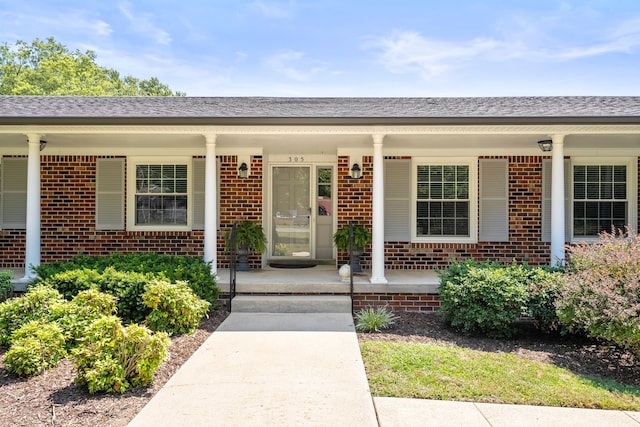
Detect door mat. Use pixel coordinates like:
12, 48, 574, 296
269, 262, 317, 269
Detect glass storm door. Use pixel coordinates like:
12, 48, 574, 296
272, 166, 311, 258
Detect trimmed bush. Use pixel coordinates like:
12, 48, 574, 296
143, 279, 210, 335
0, 285, 64, 346
556, 227, 640, 353
40, 268, 101, 300
355, 306, 398, 332
72, 315, 170, 394
0, 270, 13, 302
3, 320, 66, 375
438, 261, 561, 338
48, 289, 117, 345
32, 253, 219, 306
97, 267, 151, 324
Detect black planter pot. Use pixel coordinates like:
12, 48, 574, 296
237, 245, 251, 272
350, 247, 364, 274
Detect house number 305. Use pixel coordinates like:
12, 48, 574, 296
288, 156, 304, 162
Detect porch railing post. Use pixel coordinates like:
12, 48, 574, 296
229, 223, 237, 312
349, 222, 354, 314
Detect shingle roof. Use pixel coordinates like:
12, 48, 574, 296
0, 96, 639, 125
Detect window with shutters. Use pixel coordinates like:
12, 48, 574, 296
412, 158, 478, 243
1, 158, 28, 229
572, 159, 636, 239
127, 158, 191, 231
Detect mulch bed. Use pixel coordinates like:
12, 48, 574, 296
1, 310, 639, 426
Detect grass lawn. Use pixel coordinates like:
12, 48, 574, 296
360, 341, 640, 411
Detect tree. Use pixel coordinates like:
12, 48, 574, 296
0, 38, 185, 96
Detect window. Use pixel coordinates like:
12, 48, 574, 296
573, 164, 627, 237
127, 158, 191, 230
412, 159, 477, 243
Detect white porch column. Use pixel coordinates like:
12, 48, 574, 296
23, 134, 42, 280
370, 134, 387, 284
550, 134, 566, 266
204, 134, 218, 276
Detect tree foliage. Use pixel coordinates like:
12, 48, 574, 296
0, 37, 184, 96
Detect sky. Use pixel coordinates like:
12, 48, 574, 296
1, 0, 640, 97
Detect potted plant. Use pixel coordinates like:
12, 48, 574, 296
225, 221, 267, 271
333, 224, 372, 273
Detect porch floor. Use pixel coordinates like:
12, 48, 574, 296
217, 265, 440, 294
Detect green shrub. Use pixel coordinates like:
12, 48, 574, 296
3, 321, 66, 375
526, 270, 564, 333
33, 253, 219, 306
143, 279, 210, 335
0, 270, 13, 302
48, 290, 117, 345
40, 268, 101, 300
556, 227, 640, 353
98, 267, 151, 324
0, 285, 64, 346
355, 306, 398, 332
72, 315, 170, 394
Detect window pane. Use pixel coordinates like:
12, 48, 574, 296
417, 166, 430, 182
573, 165, 585, 182
416, 202, 429, 217
613, 202, 626, 219
599, 203, 612, 218
430, 183, 442, 199
600, 182, 612, 199
429, 202, 442, 217
429, 218, 442, 235
456, 219, 469, 236
443, 219, 455, 235
586, 183, 599, 199
443, 183, 456, 199
417, 183, 429, 199
457, 183, 468, 199
614, 166, 626, 182
586, 166, 599, 182
443, 166, 456, 182
600, 166, 613, 182
456, 166, 469, 182
574, 182, 585, 200
456, 202, 469, 219
429, 166, 442, 182
574, 202, 585, 219
614, 183, 626, 199
416, 218, 429, 236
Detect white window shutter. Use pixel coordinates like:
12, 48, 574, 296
2, 158, 28, 228
479, 159, 508, 241
96, 158, 124, 230
541, 159, 571, 242
384, 159, 411, 241
192, 158, 205, 230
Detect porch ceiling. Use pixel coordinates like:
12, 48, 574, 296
0, 130, 639, 155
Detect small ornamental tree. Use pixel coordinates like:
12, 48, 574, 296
556, 227, 640, 354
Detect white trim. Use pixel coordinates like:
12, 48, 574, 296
569, 157, 638, 243
126, 156, 192, 232
4, 123, 640, 136
411, 157, 478, 244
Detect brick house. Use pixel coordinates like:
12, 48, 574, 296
0, 96, 638, 300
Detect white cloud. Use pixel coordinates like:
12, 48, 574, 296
117, 1, 171, 45
366, 18, 640, 81
265, 50, 326, 81
249, 0, 295, 19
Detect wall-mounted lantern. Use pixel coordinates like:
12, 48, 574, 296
238, 162, 248, 179
538, 139, 553, 152
350, 163, 362, 179
39, 140, 47, 151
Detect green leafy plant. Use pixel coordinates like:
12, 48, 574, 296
355, 306, 398, 332
72, 315, 170, 394
438, 262, 528, 338
333, 224, 372, 250
224, 221, 267, 253
3, 320, 66, 375
97, 267, 151, 324
0, 285, 64, 346
556, 227, 640, 354
48, 289, 117, 345
0, 269, 13, 301
143, 279, 210, 335
32, 253, 218, 306
40, 268, 101, 300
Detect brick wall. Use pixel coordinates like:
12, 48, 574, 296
336, 155, 373, 268
348, 155, 552, 270
217, 155, 264, 269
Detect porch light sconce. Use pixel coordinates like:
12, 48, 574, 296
350, 163, 362, 179
238, 162, 248, 179
39, 140, 47, 151
538, 139, 553, 152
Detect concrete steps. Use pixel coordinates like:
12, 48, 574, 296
231, 295, 352, 313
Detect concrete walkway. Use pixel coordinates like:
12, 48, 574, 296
128, 313, 378, 426
129, 313, 640, 427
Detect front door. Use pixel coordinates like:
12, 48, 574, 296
271, 166, 312, 258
